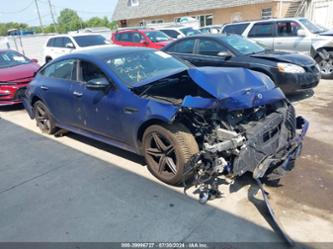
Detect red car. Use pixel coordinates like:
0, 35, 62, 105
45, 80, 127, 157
112, 29, 173, 49
0, 50, 39, 106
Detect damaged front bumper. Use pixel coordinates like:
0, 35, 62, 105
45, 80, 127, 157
253, 116, 309, 180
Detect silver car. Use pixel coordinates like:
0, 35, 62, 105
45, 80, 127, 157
222, 18, 333, 79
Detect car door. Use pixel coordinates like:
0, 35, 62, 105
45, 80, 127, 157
52, 37, 66, 59
247, 21, 275, 49
70, 60, 125, 141
38, 59, 78, 126
274, 20, 312, 54
166, 38, 197, 63
193, 38, 231, 67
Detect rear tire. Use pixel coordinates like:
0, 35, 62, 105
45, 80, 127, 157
316, 52, 333, 79
143, 123, 199, 186
33, 101, 57, 135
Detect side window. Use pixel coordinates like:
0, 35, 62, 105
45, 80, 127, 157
198, 39, 227, 56
277, 21, 302, 37
80, 61, 107, 83
169, 39, 195, 53
53, 37, 65, 48
131, 32, 145, 43
47, 38, 55, 47
63, 37, 75, 48
117, 32, 130, 42
40, 59, 77, 80
223, 23, 249, 35
161, 30, 179, 39
248, 22, 275, 38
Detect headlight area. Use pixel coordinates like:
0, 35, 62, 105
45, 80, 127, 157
277, 63, 305, 74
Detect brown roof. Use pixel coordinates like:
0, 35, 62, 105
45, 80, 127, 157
113, 0, 275, 20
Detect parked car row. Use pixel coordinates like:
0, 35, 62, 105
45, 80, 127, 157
221, 18, 333, 79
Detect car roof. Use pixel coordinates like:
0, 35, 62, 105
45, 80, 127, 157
68, 46, 154, 59
48, 33, 104, 39
224, 17, 306, 26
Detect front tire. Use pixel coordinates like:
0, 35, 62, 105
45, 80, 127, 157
316, 52, 333, 79
34, 101, 57, 134
143, 123, 199, 186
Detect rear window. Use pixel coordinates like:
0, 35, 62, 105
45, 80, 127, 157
222, 23, 249, 35
248, 22, 275, 37
167, 39, 195, 54
73, 35, 108, 47
160, 30, 180, 39
53, 37, 65, 48
47, 38, 55, 47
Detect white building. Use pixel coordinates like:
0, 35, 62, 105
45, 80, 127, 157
303, 0, 333, 28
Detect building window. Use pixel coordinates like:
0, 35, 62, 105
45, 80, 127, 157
128, 0, 139, 7
151, 19, 164, 24
261, 8, 272, 19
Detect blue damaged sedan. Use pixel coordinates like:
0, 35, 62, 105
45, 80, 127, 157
23, 47, 308, 186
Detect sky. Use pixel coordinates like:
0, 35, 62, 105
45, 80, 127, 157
0, 0, 118, 26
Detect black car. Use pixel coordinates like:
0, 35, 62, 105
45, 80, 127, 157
162, 34, 321, 94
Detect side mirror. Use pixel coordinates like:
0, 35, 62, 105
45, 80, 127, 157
177, 34, 183, 39
297, 29, 306, 37
140, 40, 149, 45
65, 43, 75, 49
217, 51, 232, 59
31, 58, 38, 63
86, 78, 110, 90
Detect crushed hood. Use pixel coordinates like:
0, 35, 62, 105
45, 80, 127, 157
186, 67, 285, 110
250, 51, 315, 66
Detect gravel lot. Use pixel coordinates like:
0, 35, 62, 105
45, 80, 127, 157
0, 79, 332, 246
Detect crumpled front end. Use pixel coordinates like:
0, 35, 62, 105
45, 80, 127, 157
179, 100, 308, 183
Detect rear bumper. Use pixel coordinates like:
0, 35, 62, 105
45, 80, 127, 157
23, 97, 35, 119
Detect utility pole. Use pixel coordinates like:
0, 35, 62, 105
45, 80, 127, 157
34, 0, 45, 33
47, 0, 58, 33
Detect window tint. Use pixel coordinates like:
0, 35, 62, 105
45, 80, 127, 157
53, 37, 65, 47
168, 39, 195, 53
115, 32, 144, 43
160, 30, 180, 39
277, 21, 302, 37
40, 59, 77, 80
47, 38, 55, 47
198, 39, 227, 56
248, 22, 275, 37
223, 23, 249, 35
63, 37, 74, 48
73, 35, 107, 47
80, 61, 107, 83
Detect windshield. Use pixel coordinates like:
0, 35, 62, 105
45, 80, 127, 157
0, 50, 30, 69
73, 35, 108, 47
105, 50, 188, 87
222, 35, 265, 55
299, 19, 328, 34
180, 27, 201, 36
144, 31, 170, 42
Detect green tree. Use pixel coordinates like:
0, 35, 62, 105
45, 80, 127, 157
86, 16, 110, 28
57, 8, 83, 33
0, 22, 28, 36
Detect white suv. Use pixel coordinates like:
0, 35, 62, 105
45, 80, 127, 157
159, 27, 201, 39
222, 18, 333, 78
43, 34, 113, 63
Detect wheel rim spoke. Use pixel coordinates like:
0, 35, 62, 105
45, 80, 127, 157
152, 132, 167, 151
146, 147, 163, 157
158, 155, 167, 173
165, 156, 177, 175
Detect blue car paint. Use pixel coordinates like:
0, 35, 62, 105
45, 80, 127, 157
24, 47, 287, 155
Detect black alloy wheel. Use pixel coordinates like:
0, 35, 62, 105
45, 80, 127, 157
34, 101, 56, 134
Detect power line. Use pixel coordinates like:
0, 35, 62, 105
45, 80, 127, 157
47, 0, 58, 32
0, 1, 34, 14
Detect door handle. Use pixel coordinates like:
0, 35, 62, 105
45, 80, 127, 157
40, 85, 49, 91
123, 107, 138, 114
73, 91, 83, 97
